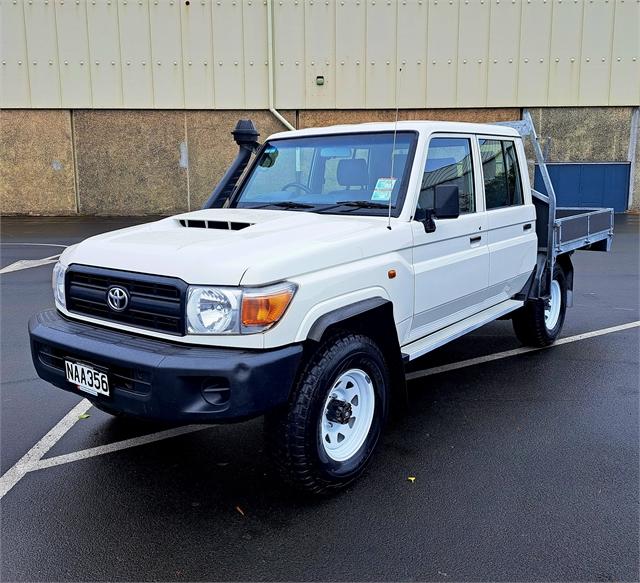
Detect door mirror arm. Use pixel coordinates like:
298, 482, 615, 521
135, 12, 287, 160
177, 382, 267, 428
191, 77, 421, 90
423, 209, 437, 233
414, 207, 437, 233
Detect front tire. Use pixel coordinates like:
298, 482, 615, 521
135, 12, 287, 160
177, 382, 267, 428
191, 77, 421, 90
512, 264, 568, 347
265, 333, 390, 495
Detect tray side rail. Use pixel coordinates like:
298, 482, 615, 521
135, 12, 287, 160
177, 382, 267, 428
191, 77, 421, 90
554, 207, 614, 254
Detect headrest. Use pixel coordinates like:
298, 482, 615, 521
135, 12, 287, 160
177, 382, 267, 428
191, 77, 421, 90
337, 158, 369, 187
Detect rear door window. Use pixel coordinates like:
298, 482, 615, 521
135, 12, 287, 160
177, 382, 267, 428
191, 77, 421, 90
420, 137, 475, 213
479, 139, 523, 209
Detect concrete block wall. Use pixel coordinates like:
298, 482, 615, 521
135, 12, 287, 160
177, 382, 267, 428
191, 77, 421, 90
1, 107, 637, 216
1, 109, 294, 216
1, 110, 77, 215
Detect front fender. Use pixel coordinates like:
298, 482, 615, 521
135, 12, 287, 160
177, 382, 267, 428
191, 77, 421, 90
294, 287, 391, 343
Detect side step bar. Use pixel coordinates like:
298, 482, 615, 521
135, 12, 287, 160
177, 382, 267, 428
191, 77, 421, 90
401, 299, 523, 362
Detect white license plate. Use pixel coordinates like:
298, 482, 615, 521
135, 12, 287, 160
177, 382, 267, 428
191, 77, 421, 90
65, 360, 109, 397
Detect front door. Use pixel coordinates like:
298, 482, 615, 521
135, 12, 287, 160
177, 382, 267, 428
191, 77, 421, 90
409, 135, 489, 343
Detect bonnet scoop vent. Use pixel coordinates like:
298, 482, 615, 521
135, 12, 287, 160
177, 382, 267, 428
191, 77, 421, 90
178, 219, 253, 231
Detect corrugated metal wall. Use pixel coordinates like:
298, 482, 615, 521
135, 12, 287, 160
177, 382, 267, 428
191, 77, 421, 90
1, 0, 639, 109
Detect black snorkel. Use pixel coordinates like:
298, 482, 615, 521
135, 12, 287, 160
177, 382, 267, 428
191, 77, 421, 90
202, 119, 260, 209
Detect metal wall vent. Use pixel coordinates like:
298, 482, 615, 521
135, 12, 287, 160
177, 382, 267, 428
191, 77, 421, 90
178, 219, 252, 231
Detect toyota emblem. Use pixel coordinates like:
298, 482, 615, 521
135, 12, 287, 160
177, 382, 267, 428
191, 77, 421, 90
106, 286, 129, 312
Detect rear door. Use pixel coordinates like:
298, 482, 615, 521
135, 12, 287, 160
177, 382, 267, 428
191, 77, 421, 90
478, 136, 537, 303
409, 135, 489, 342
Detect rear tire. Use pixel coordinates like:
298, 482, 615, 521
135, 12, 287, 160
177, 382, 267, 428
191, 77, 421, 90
264, 332, 390, 495
512, 264, 567, 347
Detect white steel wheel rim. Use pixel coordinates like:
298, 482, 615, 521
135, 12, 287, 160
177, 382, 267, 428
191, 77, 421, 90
545, 279, 562, 330
319, 368, 376, 462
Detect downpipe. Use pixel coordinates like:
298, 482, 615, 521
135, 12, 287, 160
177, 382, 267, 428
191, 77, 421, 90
266, 0, 295, 131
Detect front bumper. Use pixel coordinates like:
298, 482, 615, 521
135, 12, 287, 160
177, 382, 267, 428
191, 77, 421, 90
29, 310, 303, 423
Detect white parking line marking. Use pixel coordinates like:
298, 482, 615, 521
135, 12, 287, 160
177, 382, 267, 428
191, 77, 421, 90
35, 425, 211, 471
0, 254, 60, 274
0, 399, 91, 499
0, 243, 68, 248
0, 320, 637, 499
406, 320, 640, 381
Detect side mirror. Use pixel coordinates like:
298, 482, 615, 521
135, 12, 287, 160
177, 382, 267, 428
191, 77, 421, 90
415, 185, 460, 233
433, 184, 460, 219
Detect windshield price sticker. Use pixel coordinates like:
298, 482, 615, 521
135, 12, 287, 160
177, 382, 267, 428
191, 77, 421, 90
371, 178, 397, 201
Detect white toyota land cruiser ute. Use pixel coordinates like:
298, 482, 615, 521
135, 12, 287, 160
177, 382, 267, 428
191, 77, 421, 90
30, 115, 614, 494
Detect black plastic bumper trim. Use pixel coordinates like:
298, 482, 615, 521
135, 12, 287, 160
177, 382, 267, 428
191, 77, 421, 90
29, 310, 303, 423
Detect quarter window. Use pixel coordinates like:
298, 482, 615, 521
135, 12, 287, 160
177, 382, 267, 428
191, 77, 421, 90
479, 139, 523, 209
420, 137, 475, 214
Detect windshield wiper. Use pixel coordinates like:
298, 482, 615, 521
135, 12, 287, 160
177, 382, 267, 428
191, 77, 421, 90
250, 201, 316, 210
335, 200, 393, 209
314, 200, 395, 213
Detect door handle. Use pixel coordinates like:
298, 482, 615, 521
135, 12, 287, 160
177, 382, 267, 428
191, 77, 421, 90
470, 235, 482, 244
523, 223, 532, 231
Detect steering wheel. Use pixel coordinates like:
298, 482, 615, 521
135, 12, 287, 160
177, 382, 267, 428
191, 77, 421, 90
282, 182, 313, 195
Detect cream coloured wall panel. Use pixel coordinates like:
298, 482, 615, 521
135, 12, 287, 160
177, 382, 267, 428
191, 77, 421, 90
517, 0, 552, 106
608, 0, 639, 106
335, 0, 366, 108
456, 0, 489, 107
366, 0, 397, 108
56, 0, 92, 108
548, 0, 583, 106
426, 0, 459, 107
2, 0, 637, 109
0, 0, 31, 107
212, 0, 244, 108
397, 0, 428, 108
23, 0, 61, 107
118, 0, 153, 107
305, 0, 335, 109
487, 0, 520, 106
243, 0, 269, 109
150, 0, 184, 108
181, 0, 214, 108
87, 0, 123, 107
273, 0, 305, 109
578, 0, 614, 105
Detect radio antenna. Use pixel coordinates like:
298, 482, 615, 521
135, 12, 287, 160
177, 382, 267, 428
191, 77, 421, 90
387, 66, 402, 230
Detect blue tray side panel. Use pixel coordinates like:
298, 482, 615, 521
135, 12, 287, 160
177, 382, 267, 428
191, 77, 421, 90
534, 162, 630, 211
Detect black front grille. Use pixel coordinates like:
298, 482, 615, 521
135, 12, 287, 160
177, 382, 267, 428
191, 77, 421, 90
66, 265, 187, 335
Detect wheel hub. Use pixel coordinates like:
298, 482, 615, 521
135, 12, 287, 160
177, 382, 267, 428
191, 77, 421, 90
319, 368, 376, 462
325, 398, 353, 424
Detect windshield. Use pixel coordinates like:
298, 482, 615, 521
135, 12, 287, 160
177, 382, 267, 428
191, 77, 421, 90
231, 132, 417, 215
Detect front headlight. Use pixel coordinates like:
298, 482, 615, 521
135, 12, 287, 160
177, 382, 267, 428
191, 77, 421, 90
186, 282, 296, 335
52, 261, 67, 308
186, 287, 242, 334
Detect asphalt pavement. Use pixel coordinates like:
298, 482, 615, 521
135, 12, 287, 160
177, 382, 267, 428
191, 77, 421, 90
1, 214, 638, 582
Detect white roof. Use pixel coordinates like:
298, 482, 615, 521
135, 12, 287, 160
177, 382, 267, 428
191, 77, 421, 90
268, 120, 521, 141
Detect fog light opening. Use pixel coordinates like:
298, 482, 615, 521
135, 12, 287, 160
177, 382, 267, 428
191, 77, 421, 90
201, 378, 231, 406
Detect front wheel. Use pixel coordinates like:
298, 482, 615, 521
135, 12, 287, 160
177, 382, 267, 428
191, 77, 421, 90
265, 333, 390, 495
512, 264, 568, 347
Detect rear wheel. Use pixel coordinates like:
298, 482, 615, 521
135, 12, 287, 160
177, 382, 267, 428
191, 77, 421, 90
265, 333, 390, 495
512, 264, 567, 347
